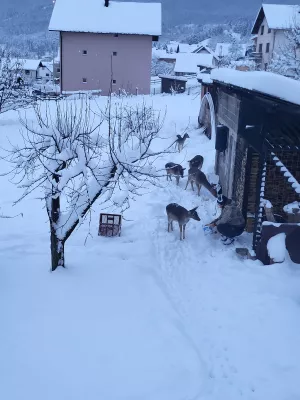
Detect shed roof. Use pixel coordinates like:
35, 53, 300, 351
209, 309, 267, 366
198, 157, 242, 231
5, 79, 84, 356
211, 68, 300, 107
49, 0, 162, 36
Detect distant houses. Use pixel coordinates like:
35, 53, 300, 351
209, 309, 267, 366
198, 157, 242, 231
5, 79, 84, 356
251, 4, 300, 70
7, 59, 53, 83
49, 0, 162, 95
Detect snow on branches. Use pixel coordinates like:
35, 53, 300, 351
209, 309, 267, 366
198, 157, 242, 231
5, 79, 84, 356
268, 22, 300, 80
2, 97, 167, 270
0, 49, 33, 115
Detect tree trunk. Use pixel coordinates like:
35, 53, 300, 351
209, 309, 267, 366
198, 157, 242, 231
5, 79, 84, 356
50, 191, 65, 271
50, 231, 65, 271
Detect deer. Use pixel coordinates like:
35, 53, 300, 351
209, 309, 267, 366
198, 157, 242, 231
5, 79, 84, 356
175, 133, 190, 152
185, 168, 217, 197
188, 155, 204, 170
165, 162, 186, 185
166, 203, 201, 240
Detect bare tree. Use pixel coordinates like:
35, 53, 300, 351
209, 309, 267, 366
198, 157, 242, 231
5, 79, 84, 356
0, 49, 32, 115
2, 97, 166, 271
268, 21, 300, 80
151, 55, 174, 76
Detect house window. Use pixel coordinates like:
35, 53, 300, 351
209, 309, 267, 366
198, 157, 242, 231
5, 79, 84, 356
113, 52, 117, 56
82, 78, 87, 83
46, 73, 49, 77
114, 34, 119, 37
266, 43, 270, 53
82, 50, 88, 55
25, 70, 30, 75
112, 79, 116, 84
261, 25, 264, 35
57, 68, 60, 73
259, 43, 263, 53
268, 28, 271, 33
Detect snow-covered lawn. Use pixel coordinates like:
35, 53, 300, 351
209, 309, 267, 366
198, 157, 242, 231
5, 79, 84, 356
1, 93, 300, 400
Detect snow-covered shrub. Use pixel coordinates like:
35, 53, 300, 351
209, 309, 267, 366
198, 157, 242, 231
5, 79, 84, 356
0, 49, 33, 115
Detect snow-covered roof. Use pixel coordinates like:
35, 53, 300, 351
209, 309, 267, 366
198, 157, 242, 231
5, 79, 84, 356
41, 62, 54, 73
197, 72, 213, 84
152, 49, 177, 60
198, 38, 211, 47
215, 43, 247, 57
158, 74, 187, 82
252, 4, 300, 34
159, 54, 177, 60
174, 53, 216, 74
211, 68, 300, 106
10, 59, 41, 71
177, 43, 199, 53
193, 45, 215, 55
49, 0, 162, 36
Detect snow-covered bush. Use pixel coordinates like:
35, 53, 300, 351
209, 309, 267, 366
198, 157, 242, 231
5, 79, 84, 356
151, 55, 174, 76
0, 49, 33, 115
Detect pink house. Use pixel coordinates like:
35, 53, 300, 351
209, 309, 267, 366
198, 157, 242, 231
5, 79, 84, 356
49, 0, 162, 95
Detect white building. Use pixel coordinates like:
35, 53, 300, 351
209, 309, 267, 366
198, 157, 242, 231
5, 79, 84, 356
251, 3, 300, 70
10, 59, 53, 83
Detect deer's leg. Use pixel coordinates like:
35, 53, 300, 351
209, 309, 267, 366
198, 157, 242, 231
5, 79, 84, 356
176, 175, 179, 185
183, 224, 186, 240
191, 181, 194, 191
179, 225, 182, 240
171, 221, 173, 231
197, 184, 202, 196
185, 179, 189, 190
167, 219, 171, 232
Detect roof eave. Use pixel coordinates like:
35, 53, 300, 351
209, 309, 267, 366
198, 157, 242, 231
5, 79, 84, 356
251, 6, 264, 35
49, 28, 161, 36
212, 78, 300, 109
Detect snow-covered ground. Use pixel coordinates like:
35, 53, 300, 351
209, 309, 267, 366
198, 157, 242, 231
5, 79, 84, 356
1, 92, 300, 400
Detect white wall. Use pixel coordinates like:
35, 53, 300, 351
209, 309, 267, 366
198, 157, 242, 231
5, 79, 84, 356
38, 66, 52, 81
256, 16, 290, 69
256, 16, 275, 68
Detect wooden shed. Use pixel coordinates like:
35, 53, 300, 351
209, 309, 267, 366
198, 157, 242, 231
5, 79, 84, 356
159, 74, 187, 94
198, 69, 300, 264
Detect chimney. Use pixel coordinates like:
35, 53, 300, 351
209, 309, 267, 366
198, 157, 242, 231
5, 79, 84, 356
104, 0, 109, 6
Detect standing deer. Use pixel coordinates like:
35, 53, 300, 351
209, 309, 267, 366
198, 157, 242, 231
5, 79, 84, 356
165, 162, 186, 185
188, 155, 204, 170
185, 168, 217, 197
175, 133, 190, 152
166, 203, 201, 240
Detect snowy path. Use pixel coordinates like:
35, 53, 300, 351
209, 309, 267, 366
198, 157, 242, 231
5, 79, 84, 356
1, 94, 300, 400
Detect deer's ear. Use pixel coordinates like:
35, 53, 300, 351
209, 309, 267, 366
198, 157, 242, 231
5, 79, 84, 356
192, 206, 198, 211
182, 168, 186, 170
